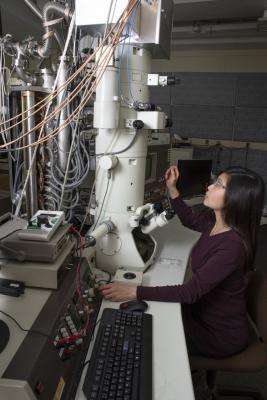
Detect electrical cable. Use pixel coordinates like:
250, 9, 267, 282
0, 310, 49, 338
14, 13, 76, 216
0, 0, 139, 148
58, 57, 96, 210
87, 318, 102, 345
0, 41, 115, 152
83, 360, 90, 369
96, 270, 112, 285
125, 1, 141, 103
0, 29, 111, 133
96, 129, 139, 156
69, 225, 84, 303
1, 1, 140, 221
78, 128, 123, 233
0, 228, 22, 241
91, 174, 111, 230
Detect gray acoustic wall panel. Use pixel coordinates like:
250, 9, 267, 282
247, 150, 267, 200
149, 72, 267, 198
171, 105, 234, 139
236, 74, 267, 107
192, 146, 267, 200
193, 146, 215, 161
235, 107, 267, 142
193, 146, 234, 174
214, 147, 233, 173
157, 104, 171, 117
246, 150, 267, 181
171, 73, 237, 107
149, 85, 171, 105
150, 72, 267, 143
230, 148, 248, 167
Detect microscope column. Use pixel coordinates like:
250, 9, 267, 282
94, 45, 154, 273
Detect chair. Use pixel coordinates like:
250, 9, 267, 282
189, 271, 267, 400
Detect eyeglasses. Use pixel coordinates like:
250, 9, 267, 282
210, 179, 226, 189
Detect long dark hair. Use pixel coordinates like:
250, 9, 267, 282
222, 166, 265, 269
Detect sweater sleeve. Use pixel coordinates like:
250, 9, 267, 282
170, 196, 212, 233
137, 241, 245, 304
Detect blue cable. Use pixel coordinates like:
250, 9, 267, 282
0, 147, 18, 154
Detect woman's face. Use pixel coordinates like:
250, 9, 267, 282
203, 172, 228, 211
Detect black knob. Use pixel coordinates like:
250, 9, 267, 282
132, 120, 144, 130
165, 209, 175, 220
86, 236, 96, 247
140, 217, 149, 226
123, 272, 136, 280
167, 76, 180, 86
143, 103, 156, 111
37, 215, 48, 225
165, 118, 173, 128
153, 203, 164, 214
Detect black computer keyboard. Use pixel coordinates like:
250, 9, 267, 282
82, 308, 152, 400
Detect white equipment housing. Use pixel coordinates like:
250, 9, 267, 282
76, 0, 174, 274
18, 210, 65, 242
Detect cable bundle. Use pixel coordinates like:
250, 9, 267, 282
0, 0, 139, 152
0, 0, 140, 219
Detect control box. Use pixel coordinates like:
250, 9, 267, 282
113, 270, 143, 286
0, 260, 102, 400
2, 223, 71, 263
18, 210, 65, 242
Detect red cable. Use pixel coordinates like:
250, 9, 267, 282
69, 225, 84, 301
55, 226, 91, 347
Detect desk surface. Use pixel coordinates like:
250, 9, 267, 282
0, 217, 199, 400
75, 218, 200, 400
0, 289, 51, 377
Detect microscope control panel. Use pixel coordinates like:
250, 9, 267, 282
18, 211, 65, 242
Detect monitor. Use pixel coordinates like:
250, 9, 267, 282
176, 159, 212, 198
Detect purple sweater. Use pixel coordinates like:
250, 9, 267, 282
137, 196, 250, 357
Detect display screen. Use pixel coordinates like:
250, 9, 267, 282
176, 159, 212, 198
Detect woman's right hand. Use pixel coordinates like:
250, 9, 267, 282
165, 166, 180, 199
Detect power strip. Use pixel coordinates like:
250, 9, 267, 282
113, 270, 143, 287
18, 210, 65, 242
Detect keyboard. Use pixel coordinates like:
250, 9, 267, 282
82, 308, 152, 400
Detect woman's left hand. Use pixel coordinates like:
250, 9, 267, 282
98, 283, 137, 302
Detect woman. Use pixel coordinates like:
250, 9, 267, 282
98, 165, 265, 358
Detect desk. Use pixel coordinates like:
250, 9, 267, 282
0, 218, 199, 400
75, 218, 200, 400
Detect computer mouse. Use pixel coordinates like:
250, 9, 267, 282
0, 319, 10, 353
119, 300, 148, 312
